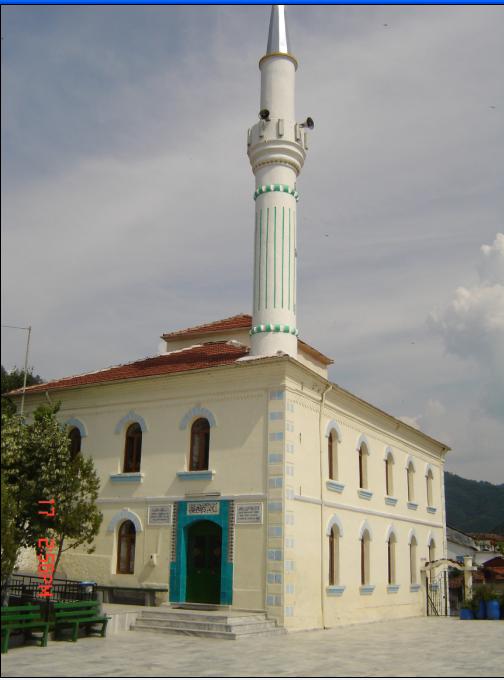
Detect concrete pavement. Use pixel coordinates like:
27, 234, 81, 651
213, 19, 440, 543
1, 617, 502, 677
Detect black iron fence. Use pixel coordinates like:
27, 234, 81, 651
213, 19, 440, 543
2, 573, 96, 606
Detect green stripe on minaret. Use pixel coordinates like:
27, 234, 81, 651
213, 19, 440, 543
258, 210, 262, 311
293, 212, 296, 313
253, 184, 300, 202
265, 208, 269, 309
274, 207, 277, 308
288, 208, 291, 311
281, 207, 285, 308
256, 211, 260, 311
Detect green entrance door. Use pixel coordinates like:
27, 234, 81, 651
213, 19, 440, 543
186, 520, 222, 604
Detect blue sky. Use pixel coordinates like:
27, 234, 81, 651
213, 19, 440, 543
2, 5, 503, 482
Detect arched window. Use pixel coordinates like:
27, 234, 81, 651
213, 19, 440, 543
328, 430, 338, 480
387, 533, 397, 585
124, 423, 142, 473
190, 418, 210, 471
68, 427, 82, 458
407, 460, 415, 502
410, 535, 418, 585
428, 537, 436, 564
117, 520, 136, 574
329, 525, 340, 586
359, 443, 369, 490
426, 468, 434, 506
360, 529, 371, 585
385, 451, 394, 496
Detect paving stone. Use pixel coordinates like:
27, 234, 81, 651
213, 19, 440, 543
1, 618, 502, 677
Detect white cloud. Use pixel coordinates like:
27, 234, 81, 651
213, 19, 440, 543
429, 234, 504, 420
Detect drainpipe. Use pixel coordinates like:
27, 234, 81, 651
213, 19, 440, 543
319, 383, 332, 629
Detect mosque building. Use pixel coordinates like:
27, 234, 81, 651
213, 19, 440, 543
13, 6, 450, 629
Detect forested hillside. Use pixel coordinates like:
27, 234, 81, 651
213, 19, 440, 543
444, 471, 504, 532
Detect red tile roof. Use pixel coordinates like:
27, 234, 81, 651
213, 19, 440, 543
162, 313, 252, 340
8, 342, 249, 396
162, 313, 333, 365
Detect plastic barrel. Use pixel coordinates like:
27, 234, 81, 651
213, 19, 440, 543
475, 599, 486, 620
486, 599, 500, 620
459, 608, 474, 620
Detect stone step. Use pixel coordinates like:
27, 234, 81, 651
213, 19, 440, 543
134, 618, 278, 634
133, 621, 285, 640
138, 611, 267, 625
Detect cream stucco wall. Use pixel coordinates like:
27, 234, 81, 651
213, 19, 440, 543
18, 353, 448, 629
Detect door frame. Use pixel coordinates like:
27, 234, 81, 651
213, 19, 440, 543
169, 500, 233, 605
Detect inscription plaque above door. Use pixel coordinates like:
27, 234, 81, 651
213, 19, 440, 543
187, 501, 220, 516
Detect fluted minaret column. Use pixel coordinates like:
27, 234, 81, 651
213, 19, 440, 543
248, 5, 309, 357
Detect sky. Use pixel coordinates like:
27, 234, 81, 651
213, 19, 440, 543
2, 5, 503, 483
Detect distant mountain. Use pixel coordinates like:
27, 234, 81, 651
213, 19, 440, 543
491, 520, 504, 534
444, 471, 504, 533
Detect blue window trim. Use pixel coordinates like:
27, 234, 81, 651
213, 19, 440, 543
169, 500, 233, 606
179, 406, 216, 430
65, 417, 88, 437
407, 501, 419, 510
326, 480, 345, 494
114, 411, 147, 434
410, 584, 421, 592
176, 470, 215, 481
427, 506, 437, 514
358, 489, 373, 500
387, 584, 400, 593
326, 585, 345, 596
385, 496, 398, 506
359, 585, 375, 595
109, 473, 144, 483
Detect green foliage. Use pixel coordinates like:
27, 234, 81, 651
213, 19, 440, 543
1, 365, 43, 415
1, 473, 23, 589
1, 404, 102, 579
472, 584, 498, 603
445, 471, 504, 533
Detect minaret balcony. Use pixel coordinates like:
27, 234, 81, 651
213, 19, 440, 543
248, 120, 307, 175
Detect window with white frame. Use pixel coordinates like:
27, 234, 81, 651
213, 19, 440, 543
329, 525, 340, 586
407, 460, 415, 502
328, 430, 338, 480
426, 468, 434, 506
385, 451, 394, 496
359, 443, 369, 490
387, 532, 397, 584
360, 529, 371, 585
409, 535, 418, 584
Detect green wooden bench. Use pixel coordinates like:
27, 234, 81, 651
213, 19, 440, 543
1, 603, 49, 654
53, 600, 110, 642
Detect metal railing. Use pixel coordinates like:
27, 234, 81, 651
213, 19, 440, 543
2, 573, 96, 605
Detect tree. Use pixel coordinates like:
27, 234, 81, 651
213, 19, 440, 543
1, 365, 43, 415
1, 473, 23, 595
1, 404, 103, 580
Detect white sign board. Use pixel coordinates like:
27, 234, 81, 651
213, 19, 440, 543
187, 501, 220, 516
235, 503, 263, 524
148, 505, 173, 525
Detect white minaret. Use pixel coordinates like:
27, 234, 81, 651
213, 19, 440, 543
248, 5, 309, 357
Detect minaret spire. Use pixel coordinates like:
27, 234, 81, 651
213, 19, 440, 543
247, 5, 309, 357
266, 5, 291, 56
